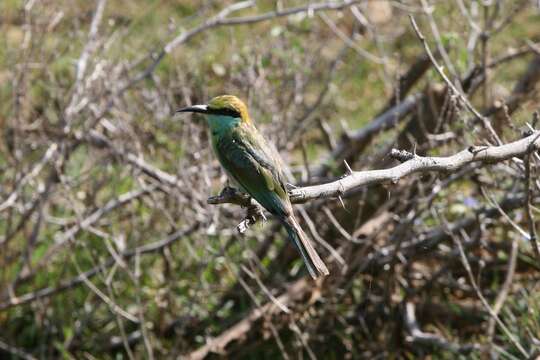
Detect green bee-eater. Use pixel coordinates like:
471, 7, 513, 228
177, 95, 329, 278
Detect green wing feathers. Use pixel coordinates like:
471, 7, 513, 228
234, 124, 289, 200
216, 125, 290, 216
215, 123, 329, 278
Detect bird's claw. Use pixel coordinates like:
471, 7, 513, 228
236, 204, 266, 234
237, 219, 250, 234
247, 203, 266, 222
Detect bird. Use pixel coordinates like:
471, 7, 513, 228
177, 95, 329, 278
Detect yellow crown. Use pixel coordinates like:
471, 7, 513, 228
208, 95, 250, 122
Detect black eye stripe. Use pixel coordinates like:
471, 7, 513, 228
208, 107, 241, 117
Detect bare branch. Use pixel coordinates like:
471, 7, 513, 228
207, 131, 540, 207
129, 0, 362, 87
409, 15, 502, 145
404, 302, 481, 354
524, 142, 540, 259
447, 225, 529, 357
291, 131, 540, 203
184, 278, 312, 360
0, 143, 58, 214
74, 0, 107, 85
313, 93, 423, 177
0, 338, 37, 360
0, 223, 199, 311
487, 235, 518, 344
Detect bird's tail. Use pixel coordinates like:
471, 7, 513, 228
281, 215, 329, 279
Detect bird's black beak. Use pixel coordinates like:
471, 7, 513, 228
176, 104, 209, 114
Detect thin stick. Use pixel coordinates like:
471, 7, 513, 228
524, 150, 540, 259
447, 226, 528, 358
408, 15, 502, 146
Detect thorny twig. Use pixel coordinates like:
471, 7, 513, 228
208, 131, 540, 208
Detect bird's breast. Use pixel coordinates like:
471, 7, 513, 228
210, 133, 247, 192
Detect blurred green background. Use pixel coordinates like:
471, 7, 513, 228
1, 0, 540, 359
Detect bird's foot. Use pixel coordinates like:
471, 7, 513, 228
237, 219, 252, 234
237, 203, 266, 234
207, 187, 265, 234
